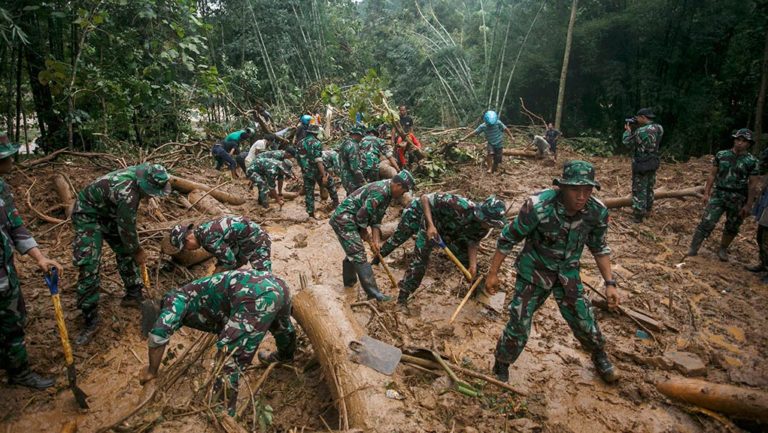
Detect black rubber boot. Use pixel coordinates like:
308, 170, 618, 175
355, 262, 391, 302
492, 360, 510, 382
8, 368, 55, 390
343, 259, 358, 288
258, 350, 294, 364
717, 233, 735, 262
687, 231, 706, 256
592, 350, 618, 383
75, 309, 100, 346
121, 285, 144, 308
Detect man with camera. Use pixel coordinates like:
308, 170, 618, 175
622, 108, 664, 223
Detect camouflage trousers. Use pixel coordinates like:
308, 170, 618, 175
495, 275, 605, 364
694, 189, 747, 239
249, 172, 274, 208
380, 201, 423, 257
234, 231, 272, 272
303, 173, 339, 215
340, 172, 364, 196
72, 214, 142, 313
631, 169, 657, 217
0, 269, 28, 373
329, 213, 368, 263
398, 230, 469, 297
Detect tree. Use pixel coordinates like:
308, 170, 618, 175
554, 0, 577, 131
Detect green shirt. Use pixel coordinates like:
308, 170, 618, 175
332, 179, 392, 229
623, 123, 664, 157
713, 149, 758, 192
297, 135, 323, 175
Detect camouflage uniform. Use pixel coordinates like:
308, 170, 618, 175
359, 135, 393, 182
297, 134, 324, 215
338, 137, 366, 195
0, 178, 39, 375
246, 158, 286, 208
256, 150, 290, 161
193, 216, 272, 272
379, 197, 425, 257
494, 188, 610, 364
148, 270, 295, 414
329, 180, 394, 263
623, 122, 664, 219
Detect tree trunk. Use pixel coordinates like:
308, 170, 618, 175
169, 176, 246, 205
554, 0, 578, 131
656, 378, 768, 423
755, 27, 768, 148
160, 233, 213, 267
188, 189, 232, 215
502, 149, 538, 158
600, 186, 703, 209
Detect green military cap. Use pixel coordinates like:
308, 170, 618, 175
0, 142, 20, 160
169, 223, 194, 252
475, 195, 508, 228
392, 169, 416, 191
137, 163, 172, 196
553, 160, 601, 190
732, 128, 754, 143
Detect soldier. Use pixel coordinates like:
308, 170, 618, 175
321, 149, 341, 207
235, 134, 283, 173
213, 128, 254, 179
486, 160, 619, 384
458, 110, 516, 174
296, 124, 327, 218
256, 147, 297, 163
688, 128, 760, 260
329, 170, 416, 301
246, 157, 294, 208
0, 137, 62, 389
396, 194, 507, 305
169, 216, 272, 273
359, 126, 400, 182
292, 114, 313, 146
338, 126, 366, 195
623, 108, 663, 223
140, 270, 295, 415
375, 195, 425, 262
544, 122, 561, 160
72, 163, 172, 345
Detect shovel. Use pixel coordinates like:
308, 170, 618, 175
430, 350, 479, 397
44, 267, 89, 409
349, 335, 402, 375
366, 240, 397, 289
434, 236, 472, 282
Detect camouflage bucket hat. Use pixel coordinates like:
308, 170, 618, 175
553, 160, 601, 190
137, 163, 172, 196
732, 128, 755, 143
474, 195, 508, 228
392, 169, 416, 191
169, 223, 194, 251
0, 142, 20, 160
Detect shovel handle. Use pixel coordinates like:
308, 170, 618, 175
51, 294, 75, 365
367, 241, 398, 289
438, 243, 473, 282
141, 264, 151, 289
449, 276, 485, 324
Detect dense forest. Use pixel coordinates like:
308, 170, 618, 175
1, 0, 767, 157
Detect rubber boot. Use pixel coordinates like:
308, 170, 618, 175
687, 231, 706, 256
717, 233, 736, 262
354, 262, 391, 302
8, 368, 55, 390
591, 350, 618, 383
342, 259, 358, 288
258, 350, 293, 364
75, 309, 100, 346
121, 285, 144, 308
492, 360, 510, 382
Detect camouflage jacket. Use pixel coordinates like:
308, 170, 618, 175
0, 179, 38, 282
73, 165, 143, 253
332, 179, 392, 229
429, 193, 487, 244
322, 150, 340, 175
338, 138, 365, 184
246, 158, 283, 188
297, 135, 323, 175
623, 123, 664, 158
713, 149, 758, 193
497, 189, 611, 288
194, 216, 268, 270
359, 136, 392, 172
256, 150, 289, 161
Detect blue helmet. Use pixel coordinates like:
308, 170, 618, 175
300, 114, 312, 126
483, 110, 498, 126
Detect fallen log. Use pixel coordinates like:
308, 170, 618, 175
51, 174, 75, 218
161, 232, 213, 267
169, 176, 246, 206
656, 378, 768, 423
292, 284, 416, 432
502, 149, 539, 158
188, 189, 232, 215
601, 186, 703, 209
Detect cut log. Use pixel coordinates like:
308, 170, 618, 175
51, 174, 75, 218
169, 176, 246, 205
188, 189, 232, 215
502, 149, 538, 158
601, 186, 703, 209
292, 284, 417, 432
656, 378, 768, 423
160, 232, 213, 267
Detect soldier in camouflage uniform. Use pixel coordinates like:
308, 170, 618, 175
359, 127, 400, 183
338, 126, 366, 195
169, 216, 272, 273
0, 138, 62, 389
688, 128, 760, 261
623, 108, 664, 223
140, 269, 295, 415
396, 194, 507, 305
72, 163, 172, 345
296, 124, 327, 218
256, 148, 297, 163
246, 157, 294, 208
321, 149, 341, 207
486, 160, 619, 384
375, 196, 424, 261
329, 170, 416, 301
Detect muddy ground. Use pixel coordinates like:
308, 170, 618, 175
0, 136, 766, 433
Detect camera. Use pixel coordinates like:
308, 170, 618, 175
625, 116, 637, 125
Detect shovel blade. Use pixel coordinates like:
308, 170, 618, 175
349, 336, 402, 375
67, 364, 89, 409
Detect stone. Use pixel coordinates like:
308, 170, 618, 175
663, 351, 706, 376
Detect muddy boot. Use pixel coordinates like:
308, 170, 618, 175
492, 360, 510, 382
591, 350, 618, 383
258, 350, 293, 364
687, 231, 706, 256
343, 259, 358, 289
8, 368, 55, 390
355, 262, 391, 302
717, 233, 735, 262
75, 309, 100, 346
121, 285, 144, 308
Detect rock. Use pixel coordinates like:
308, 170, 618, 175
508, 417, 541, 432
663, 351, 706, 376
293, 233, 308, 248
431, 375, 451, 392
462, 427, 479, 433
